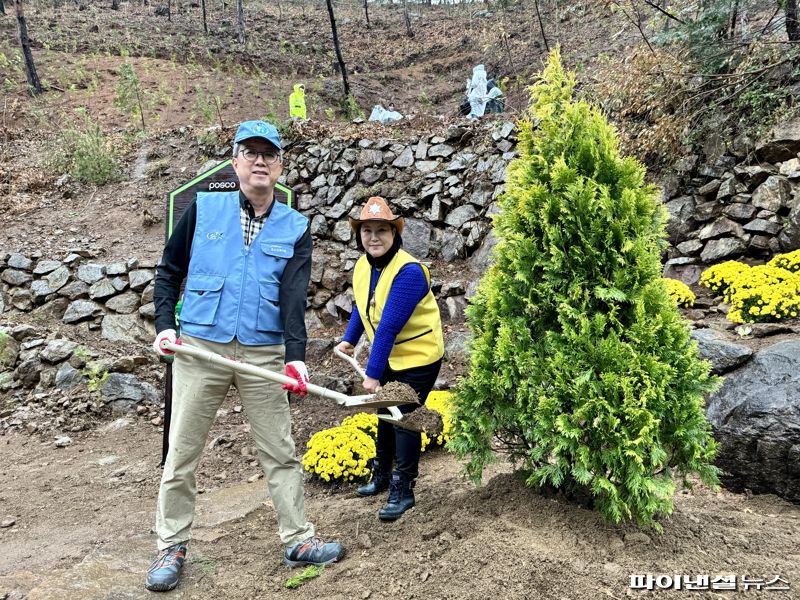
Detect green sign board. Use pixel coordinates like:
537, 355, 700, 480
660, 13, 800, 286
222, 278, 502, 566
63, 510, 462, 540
165, 159, 294, 240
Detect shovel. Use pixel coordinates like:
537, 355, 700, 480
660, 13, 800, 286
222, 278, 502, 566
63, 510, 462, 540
334, 344, 445, 436
333, 344, 417, 429
159, 340, 420, 411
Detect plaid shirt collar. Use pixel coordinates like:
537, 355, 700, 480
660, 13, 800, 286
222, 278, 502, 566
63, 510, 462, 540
239, 190, 275, 219
239, 191, 276, 246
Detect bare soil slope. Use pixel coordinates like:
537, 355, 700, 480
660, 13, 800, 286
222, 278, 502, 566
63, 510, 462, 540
2, 399, 800, 600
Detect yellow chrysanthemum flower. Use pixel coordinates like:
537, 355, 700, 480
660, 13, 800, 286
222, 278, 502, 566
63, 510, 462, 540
699, 260, 750, 297
303, 425, 376, 483
663, 278, 695, 308
768, 249, 800, 273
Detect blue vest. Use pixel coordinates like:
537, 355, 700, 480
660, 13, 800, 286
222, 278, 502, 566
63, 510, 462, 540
179, 191, 309, 346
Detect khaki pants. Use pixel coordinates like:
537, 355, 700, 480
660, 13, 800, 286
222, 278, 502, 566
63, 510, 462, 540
155, 334, 314, 550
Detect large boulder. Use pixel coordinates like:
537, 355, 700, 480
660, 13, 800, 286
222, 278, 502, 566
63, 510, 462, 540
705, 341, 800, 503
470, 230, 498, 272
40, 339, 78, 363
101, 313, 152, 343
700, 237, 746, 263
63, 300, 104, 323
55, 363, 87, 390
100, 373, 158, 414
663, 195, 696, 243
691, 328, 753, 374
0, 330, 20, 371
14, 357, 42, 388
402, 218, 432, 260
756, 118, 800, 162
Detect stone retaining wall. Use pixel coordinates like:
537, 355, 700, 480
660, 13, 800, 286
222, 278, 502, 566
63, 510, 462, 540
662, 119, 800, 283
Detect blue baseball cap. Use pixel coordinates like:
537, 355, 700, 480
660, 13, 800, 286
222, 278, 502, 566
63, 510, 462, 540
233, 120, 281, 150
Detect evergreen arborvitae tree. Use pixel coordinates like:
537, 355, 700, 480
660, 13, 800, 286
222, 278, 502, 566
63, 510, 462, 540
450, 49, 720, 531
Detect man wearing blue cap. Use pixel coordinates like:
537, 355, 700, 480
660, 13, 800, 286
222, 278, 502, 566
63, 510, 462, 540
147, 120, 344, 592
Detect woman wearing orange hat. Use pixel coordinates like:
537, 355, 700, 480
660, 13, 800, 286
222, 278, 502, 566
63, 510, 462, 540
336, 196, 444, 521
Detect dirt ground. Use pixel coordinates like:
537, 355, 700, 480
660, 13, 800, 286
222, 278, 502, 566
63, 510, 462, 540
1, 394, 799, 600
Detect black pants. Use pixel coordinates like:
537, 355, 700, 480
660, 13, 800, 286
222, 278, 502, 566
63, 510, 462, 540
377, 359, 442, 479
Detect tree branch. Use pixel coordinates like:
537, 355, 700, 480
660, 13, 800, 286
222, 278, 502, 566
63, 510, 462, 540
639, 0, 685, 25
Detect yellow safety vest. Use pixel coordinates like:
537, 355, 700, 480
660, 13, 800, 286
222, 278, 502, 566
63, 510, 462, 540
353, 249, 444, 371
289, 84, 307, 120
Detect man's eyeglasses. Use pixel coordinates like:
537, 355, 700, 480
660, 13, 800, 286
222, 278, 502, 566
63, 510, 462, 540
238, 148, 281, 164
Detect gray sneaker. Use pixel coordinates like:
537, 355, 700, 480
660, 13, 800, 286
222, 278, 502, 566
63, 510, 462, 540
145, 543, 187, 592
284, 536, 345, 567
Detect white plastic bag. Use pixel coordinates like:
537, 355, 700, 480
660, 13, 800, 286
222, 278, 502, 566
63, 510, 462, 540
368, 105, 403, 123
466, 64, 504, 119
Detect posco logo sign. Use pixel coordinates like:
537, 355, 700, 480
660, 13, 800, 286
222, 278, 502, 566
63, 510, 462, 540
208, 181, 238, 191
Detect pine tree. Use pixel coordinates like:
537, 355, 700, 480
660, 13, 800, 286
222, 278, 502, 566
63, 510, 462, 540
450, 49, 720, 531
114, 63, 147, 133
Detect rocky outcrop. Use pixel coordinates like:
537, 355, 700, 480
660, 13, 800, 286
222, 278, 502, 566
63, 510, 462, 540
700, 332, 800, 504
0, 322, 158, 435
690, 329, 753, 374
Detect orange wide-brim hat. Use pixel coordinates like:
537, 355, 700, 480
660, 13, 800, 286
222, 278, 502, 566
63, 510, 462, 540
348, 196, 405, 235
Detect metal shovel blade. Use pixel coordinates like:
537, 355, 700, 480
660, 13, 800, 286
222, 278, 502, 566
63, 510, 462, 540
352, 398, 417, 409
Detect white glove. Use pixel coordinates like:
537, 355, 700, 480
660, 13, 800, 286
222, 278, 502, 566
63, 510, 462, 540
283, 360, 310, 396
336, 341, 354, 356
153, 329, 178, 356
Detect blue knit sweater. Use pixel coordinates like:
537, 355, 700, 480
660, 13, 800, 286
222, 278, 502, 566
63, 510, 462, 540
343, 263, 430, 379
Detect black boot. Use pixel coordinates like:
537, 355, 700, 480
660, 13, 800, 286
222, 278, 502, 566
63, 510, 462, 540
356, 460, 391, 497
378, 472, 415, 521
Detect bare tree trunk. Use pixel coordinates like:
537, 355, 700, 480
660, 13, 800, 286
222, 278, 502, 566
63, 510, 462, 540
167, 0, 171, 21
201, 0, 207, 32
325, 0, 350, 98
501, 29, 515, 72
787, 0, 800, 42
0, 0, 6, 14
533, 0, 549, 51
728, 0, 738, 39
236, 0, 246, 45
277, 0, 282, 21
111, 0, 119, 9
12, 0, 42, 95
402, 0, 413, 36
363, 0, 369, 27
134, 85, 146, 133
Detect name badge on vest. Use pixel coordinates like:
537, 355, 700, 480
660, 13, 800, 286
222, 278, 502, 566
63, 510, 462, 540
266, 244, 292, 257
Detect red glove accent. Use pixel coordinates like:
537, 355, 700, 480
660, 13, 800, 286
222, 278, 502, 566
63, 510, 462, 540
283, 361, 309, 397
153, 329, 180, 356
